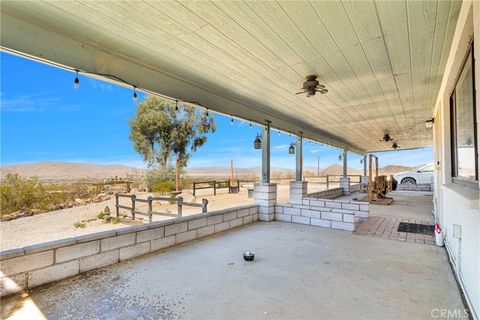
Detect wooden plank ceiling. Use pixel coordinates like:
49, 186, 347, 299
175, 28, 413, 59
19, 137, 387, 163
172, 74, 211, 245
1, 0, 461, 153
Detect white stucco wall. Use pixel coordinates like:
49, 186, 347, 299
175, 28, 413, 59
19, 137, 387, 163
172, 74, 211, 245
433, 1, 480, 318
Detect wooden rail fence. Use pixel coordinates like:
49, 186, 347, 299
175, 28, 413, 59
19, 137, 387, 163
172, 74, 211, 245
115, 193, 208, 223
192, 180, 239, 196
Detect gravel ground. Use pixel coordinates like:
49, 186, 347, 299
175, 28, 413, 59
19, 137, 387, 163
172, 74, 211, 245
0, 183, 326, 250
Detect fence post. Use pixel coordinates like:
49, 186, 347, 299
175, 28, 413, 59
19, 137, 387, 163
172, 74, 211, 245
131, 195, 136, 220
148, 196, 153, 223
193, 182, 196, 197
202, 198, 208, 213
214, 180, 217, 196
115, 193, 119, 218
177, 196, 183, 217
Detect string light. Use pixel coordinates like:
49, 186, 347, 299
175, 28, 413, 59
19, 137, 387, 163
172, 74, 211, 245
73, 70, 79, 89
175, 100, 179, 111
249, 121, 253, 129
133, 86, 138, 104
230, 116, 234, 125
205, 108, 209, 116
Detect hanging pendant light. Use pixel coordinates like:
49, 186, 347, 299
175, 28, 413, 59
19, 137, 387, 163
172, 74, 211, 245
254, 134, 262, 149
73, 70, 80, 89
289, 143, 295, 154
338, 154, 342, 161
230, 116, 234, 125
175, 100, 179, 111
133, 86, 138, 104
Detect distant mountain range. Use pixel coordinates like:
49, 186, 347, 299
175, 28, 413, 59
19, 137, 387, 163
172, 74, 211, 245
0, 161, 414, 181
0, 162, 144, 182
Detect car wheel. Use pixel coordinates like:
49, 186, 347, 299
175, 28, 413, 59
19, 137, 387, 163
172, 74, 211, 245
401, 177, 416, 185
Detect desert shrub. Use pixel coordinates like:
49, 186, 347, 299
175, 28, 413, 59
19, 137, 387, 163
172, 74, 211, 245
0, 173, 96, 216
1, 174, 48, 215
74, 221, 86, 228
151, 180, 175, 194
145, 165, 175, 190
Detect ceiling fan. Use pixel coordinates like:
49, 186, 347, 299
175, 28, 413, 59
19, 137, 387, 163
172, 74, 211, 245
379, 133, 392, 142
296, 75, 328, 97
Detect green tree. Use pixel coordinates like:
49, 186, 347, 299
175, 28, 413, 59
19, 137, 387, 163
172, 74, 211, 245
129, 96, 215, 184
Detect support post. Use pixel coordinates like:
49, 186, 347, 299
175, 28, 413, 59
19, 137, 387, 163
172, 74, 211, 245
115, 193, 119, 218
177, 196, 183, 217
339, 150, 350, 195
214, 180, 216, 196
369, 154, 373, 179
317, 156, 320, 176
131, 195, 136, 220
362, 155, 369, 184
296, 132, 303, 182
262, 121, 271, 183
148, 196, 153, 223
255, 120, 275, 221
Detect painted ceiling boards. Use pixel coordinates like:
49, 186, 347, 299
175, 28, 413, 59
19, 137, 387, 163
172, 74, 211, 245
1, 1, 462, 153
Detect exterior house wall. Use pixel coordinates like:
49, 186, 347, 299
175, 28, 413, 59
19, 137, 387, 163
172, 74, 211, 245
433, 1, 480, 317
0, 205, 259, 297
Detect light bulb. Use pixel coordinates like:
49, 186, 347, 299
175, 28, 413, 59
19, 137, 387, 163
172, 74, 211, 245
230, 117, 234, 125
175, 100, 179, 111
73, 70, 79, 89
133, 87, 138, 104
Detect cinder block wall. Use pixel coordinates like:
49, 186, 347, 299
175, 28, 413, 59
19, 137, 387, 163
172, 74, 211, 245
275, 198, 369, 231
0, 205, 259, 297
306, 187, 344, 199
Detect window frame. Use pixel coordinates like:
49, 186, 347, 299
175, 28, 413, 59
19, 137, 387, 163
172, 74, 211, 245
450, 42, 478, 184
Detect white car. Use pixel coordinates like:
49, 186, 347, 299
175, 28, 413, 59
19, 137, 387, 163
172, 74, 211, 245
394, 163, 434, 185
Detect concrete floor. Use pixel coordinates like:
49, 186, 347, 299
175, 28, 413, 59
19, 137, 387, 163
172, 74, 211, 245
2, 221, 463, 320
339, 190, 435, 224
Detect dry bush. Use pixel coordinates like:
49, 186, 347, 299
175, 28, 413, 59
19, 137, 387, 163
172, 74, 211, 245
0, 174, 96, 216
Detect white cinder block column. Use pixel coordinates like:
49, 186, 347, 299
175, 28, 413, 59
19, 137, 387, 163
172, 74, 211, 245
339, 177, 351, 195
254, 182, 277, 221
289, 181, 307, 204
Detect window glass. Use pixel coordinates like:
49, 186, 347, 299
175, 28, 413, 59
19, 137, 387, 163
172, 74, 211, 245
453, 52, 476, 181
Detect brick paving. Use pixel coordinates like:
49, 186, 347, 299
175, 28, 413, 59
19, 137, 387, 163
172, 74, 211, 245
354, 216, 435, 245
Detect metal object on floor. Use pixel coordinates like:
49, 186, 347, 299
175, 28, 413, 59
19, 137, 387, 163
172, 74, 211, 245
243, 251, 255, 261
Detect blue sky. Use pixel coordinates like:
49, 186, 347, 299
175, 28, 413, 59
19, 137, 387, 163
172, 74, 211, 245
1, 52, 432, 170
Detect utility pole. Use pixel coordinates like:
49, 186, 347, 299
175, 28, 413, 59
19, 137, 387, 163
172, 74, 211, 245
175, 156, 179, 192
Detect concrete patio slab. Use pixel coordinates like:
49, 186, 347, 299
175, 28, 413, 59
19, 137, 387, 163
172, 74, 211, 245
1, 222, 463, 320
